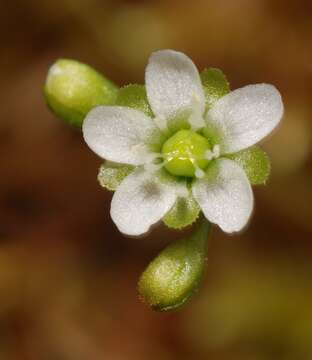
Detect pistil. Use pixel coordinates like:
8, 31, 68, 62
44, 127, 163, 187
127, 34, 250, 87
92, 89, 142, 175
161, 129, 211, 177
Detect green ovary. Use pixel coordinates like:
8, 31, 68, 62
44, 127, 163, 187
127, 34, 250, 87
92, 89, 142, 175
161, 130, 211, 177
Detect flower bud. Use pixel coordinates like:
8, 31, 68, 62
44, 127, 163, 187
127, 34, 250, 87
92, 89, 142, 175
138, 220, 210, 311
44, 59, 118, 127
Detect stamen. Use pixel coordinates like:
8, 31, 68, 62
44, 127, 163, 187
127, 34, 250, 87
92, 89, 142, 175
188, 156, 205, 179
205, 150, 214, 161
212, 144, 220, 158
195, 167, 205, 179
205, 145, 221, 161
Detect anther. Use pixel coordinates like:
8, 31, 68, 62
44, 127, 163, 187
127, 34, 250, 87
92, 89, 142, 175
212, 144, 220, 158
205, 150, 214, 161
195, 167, 205, 178
205, 144, 221, 160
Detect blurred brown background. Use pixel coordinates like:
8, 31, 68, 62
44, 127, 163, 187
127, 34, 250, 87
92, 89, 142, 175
1, 0, 312, 359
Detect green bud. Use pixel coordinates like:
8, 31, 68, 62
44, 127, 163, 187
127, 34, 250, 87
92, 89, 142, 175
138, 219, 210, 311
163, 195, 200, 230
44, 59, 118, 127
200, 68, 230, 110
115, 84, 153, 117
227, 146, 271, 185
98, 162, 134, 191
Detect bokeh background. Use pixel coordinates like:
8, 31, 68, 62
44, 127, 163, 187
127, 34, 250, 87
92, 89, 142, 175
1, 0, 312, 358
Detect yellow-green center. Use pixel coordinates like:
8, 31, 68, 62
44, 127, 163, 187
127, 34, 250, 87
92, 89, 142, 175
161, 130, 211, 177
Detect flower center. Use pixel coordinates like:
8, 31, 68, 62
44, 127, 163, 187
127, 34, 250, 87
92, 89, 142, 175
161, 130, 211, 177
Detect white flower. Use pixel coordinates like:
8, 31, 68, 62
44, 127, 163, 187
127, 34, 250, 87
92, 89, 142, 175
83, 50, 283, 236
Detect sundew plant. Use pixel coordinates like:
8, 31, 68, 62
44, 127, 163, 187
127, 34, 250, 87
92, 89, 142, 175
44, 50, 283, 311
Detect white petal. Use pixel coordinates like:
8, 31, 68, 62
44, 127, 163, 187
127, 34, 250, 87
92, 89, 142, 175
111, 168, 182, 236
192, 158, 253, 233
145, 50, 205, 123
206, 84, 284, 154
83, 106, 162, 165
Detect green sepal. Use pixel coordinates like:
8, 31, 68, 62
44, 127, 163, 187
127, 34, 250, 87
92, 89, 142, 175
44, 59, 118, 127
97, 162, 134, 191
138, 219, 210, 312
115, 84, 153, 117
163, 195, 200, 230
227, 146, 271, 185
200, 68, 230, 110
